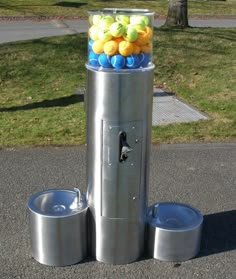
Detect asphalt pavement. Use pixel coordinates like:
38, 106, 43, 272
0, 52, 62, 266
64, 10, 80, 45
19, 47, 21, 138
0, 143, 235, 279
0, 18, 236, 44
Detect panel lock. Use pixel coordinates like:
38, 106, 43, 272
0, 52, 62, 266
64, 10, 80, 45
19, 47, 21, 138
119, 131, 132, 163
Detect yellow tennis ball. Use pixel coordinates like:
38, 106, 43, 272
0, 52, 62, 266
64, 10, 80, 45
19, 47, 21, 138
123, 26, 138, 42
141, 16, 150, 26
89, 15, 93, 25
110, 22, 126, 37
129, 23, 146, 32
92, 40, 104, 54
99, 16, 114, 29
89, 25, 99, 41
132, 43, 141, 54
92, 15, 103, 26
140, 42, 152, 53
119, 41, 134, 56
116, 15, 130, 25
104, 40, 119, 56
130, 15, 148, 27
97, 28, 113, 42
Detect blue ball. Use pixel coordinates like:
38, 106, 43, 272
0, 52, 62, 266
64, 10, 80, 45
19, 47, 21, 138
88, 39, 94, 51
126, 54, 141, 69
111, 54, 126, 69
89, 51, 99, 67
139, 53, 151, 67
98, 53, 112, 68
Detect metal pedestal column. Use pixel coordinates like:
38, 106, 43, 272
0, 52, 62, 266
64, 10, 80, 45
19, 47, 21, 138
86, 65, 154, 264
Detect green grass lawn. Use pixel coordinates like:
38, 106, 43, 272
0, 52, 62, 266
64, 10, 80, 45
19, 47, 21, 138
0, 28, 235, 146
0, 0, 236, 16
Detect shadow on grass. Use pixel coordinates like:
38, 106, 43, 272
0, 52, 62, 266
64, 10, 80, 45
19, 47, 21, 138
0, 94, 84, 112
54, 1, 87, 8
198, 210, 236, 257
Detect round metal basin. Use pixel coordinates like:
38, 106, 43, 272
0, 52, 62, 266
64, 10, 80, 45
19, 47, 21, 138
147, 202, 203, 262
28, 188, 87, 266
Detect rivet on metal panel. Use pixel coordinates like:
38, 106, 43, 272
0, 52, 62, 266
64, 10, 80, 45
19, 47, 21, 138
130, 163, 134, 166
135, 139, 140, 143
132, 126, 136, 129
133, 197, 137, 201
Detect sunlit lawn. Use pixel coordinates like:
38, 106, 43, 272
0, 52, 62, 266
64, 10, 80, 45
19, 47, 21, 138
0, 27, 235, 146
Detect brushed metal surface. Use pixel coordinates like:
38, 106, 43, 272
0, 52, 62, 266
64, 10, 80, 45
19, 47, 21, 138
28, 189, 88, 266
147, 202, 203, 262
89, 215, 145, 264
86, 65, 154, 264
102, 121, 142, 218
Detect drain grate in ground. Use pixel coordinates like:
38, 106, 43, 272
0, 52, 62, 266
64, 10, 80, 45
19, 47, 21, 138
152, 88, 208, 126
76, 87, 208, 126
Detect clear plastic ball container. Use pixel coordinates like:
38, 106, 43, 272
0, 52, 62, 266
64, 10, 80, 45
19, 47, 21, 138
87, 9, 154, 70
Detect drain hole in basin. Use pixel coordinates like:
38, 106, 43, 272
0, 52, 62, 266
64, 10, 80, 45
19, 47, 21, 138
52, 204, 66, 213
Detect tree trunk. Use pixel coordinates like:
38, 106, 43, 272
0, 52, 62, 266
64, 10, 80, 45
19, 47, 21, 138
165, 0, 189, 28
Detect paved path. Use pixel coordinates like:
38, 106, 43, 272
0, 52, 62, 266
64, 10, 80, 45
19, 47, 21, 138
0, 143, 235, 279
0, 18, 236, 44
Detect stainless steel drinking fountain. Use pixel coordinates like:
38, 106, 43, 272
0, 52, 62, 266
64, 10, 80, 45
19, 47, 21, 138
28, 188, 87, 266
86, 8, 155, 265
147, 202, 203, 262
27, 8, 204, 268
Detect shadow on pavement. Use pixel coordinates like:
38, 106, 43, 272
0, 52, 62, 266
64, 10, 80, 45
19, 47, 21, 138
0, 94, 84, 112
199, 210, 236, 257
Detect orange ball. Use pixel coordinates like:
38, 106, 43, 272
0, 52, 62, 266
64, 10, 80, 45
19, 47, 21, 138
119, 41, 133, 56
132, 43, 141, 54
145, 26, 153, 40
104, 40, 119, 55
113, 37, 123, 44
140, 42, 152, 53
92, 40, 104, 54
135, 30, 150, 46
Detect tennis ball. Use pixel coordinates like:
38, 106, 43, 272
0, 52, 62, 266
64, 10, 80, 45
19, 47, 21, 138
88, 39, 94, 51
114, 37, 124, 44
135, 30, 150, 46
99, 16, 114, 29
111, 54, 126, 69
104, 40, 119, 56
126, 54, 141, 69
92, 40, 104, 54
88, 51, 100, 67
89, 25, 99, 41
116, 15, 130, 25
132, 43, 141, 55
138, 52, 151, 67
140, 16, 150, 26
129, 23, 146, 32
123, 26, 138, 42
92, 15, 103, 26
110, 22, 126, 37
98, 53, 112, 68
119, 41, 134, 56
140, 42, 152, 53
130, 16, 146, 28
145, 26, 153, 40
89, 15, 93, 25
97, 28, 113, 42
